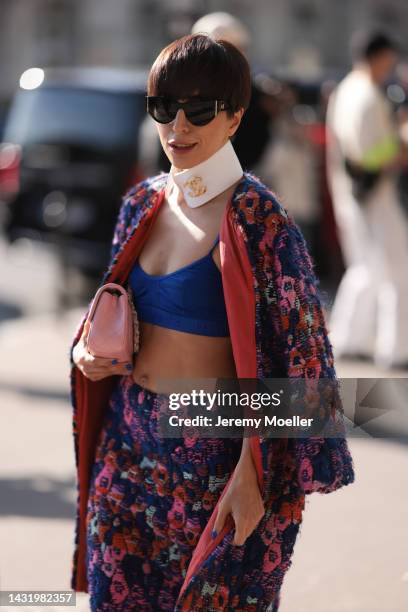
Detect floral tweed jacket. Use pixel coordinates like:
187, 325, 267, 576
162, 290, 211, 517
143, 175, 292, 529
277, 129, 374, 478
69, 170, 355, 607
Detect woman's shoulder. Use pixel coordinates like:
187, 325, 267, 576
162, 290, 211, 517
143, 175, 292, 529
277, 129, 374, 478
124, 171, 169, 205
109, 172, 169, 261
240, 171, 292, 226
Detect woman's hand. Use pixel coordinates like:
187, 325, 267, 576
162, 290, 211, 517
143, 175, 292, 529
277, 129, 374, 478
212, 452, 265, 546
72, 319, 133, 381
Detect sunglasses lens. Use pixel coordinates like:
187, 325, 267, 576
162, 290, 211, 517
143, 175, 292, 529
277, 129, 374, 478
182, 100, 216, 126
148, 98, 172, 123
147, 98, 224, 126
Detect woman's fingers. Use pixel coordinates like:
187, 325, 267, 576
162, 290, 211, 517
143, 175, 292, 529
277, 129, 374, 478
73, 318, 133, 380
234, 497, 265, 545
231, 509, 252, 546
211, 476, 265, 546
212, 501, 230, 539
213, 507, 259, 546
77, 352, 133, 380
92, 355, 133, 373
232, 514, 263, 546
81, 318, 91, 342
232, 523, 248, 546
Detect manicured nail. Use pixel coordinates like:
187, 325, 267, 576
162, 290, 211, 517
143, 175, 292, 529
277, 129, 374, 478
125, 363, 133, 371
111, 359, 118, 365
211, 529, 217, 539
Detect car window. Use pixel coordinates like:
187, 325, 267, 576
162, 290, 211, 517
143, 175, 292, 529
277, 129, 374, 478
3, 86, 144, 150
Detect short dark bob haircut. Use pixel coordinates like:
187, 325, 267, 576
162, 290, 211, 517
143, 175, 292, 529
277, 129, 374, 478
351, 30, 399, 62
147, 34, 252, 117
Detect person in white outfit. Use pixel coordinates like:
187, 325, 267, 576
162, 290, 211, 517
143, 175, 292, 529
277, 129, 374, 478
326, 31, 408, 369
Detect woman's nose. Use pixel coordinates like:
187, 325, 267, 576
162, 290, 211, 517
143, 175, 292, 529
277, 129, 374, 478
173, 108, 190, 131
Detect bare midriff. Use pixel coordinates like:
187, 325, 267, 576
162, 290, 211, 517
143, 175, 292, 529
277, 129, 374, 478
132, 322, 237, 394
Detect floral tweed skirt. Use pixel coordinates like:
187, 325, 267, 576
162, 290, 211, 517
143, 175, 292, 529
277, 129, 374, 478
86, 375, 297, 611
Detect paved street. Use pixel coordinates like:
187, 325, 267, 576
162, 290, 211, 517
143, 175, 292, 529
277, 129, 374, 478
0, 236, 407, 611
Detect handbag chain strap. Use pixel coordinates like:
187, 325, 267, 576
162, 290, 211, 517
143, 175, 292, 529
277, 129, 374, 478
126, 282, 140, 354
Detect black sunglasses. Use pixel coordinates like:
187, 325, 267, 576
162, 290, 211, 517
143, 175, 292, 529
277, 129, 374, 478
146, 96, 231, 126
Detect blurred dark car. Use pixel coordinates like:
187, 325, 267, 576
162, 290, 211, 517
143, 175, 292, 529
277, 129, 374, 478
0, 66, 149, 305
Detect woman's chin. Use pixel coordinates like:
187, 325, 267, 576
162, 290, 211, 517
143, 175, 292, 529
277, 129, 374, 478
167, 148, 218, 170
169, 155, 199, 170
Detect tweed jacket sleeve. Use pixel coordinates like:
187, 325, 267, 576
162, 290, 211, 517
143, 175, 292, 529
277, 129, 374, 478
273, 214, 354, 494
238, 180, 355, 495
109, 182, 147, 264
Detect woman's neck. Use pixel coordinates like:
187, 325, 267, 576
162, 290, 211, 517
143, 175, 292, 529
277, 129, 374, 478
166, 174, 242, 213
166, 139, 243, 210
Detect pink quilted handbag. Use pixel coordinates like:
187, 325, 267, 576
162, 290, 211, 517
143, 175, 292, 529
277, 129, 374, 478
85, 282, 139, 363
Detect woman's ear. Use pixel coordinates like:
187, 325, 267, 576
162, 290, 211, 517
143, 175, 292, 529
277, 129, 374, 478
228, 108, 245, 137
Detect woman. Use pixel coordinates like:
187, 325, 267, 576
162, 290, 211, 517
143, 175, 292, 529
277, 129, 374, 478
70, 34, 355, 611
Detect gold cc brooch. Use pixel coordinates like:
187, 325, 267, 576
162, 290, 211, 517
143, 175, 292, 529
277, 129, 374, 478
183, 176, 208, 198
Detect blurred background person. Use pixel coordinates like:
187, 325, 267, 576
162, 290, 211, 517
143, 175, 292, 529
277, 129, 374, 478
395, 65, 408, 220
192, 12, 273, 173
256, 81, 320, 254
255, 75, 341, 288
326, 31, 408, 369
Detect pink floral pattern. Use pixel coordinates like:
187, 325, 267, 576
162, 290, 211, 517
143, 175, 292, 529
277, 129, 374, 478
86, 376, 243, 611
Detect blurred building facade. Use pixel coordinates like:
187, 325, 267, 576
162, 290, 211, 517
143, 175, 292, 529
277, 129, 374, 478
1, 0, 408, 103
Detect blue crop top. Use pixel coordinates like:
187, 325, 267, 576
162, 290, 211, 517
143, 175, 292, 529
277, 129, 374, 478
128, 234, 230, 337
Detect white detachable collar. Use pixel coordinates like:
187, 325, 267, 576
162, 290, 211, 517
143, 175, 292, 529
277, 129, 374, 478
166, 139, 243, 208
